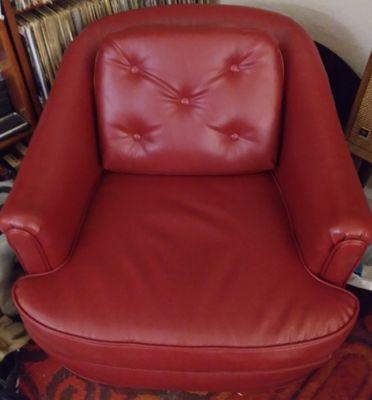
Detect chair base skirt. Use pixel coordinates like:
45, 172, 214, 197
43, 350, 328, 392
17, 285, 356, 392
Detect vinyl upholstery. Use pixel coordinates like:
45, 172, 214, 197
95, 26, 283, 174
15, 173, 358, 389
1, 4, 371, 392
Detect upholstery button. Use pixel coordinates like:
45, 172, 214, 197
180, 97, 190, 105
130, 66, 139, 74
230, 64, 240, 72
133, 134, 141, 141
230, 133, 240, 141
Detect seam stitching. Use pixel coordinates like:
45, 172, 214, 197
16, 287, 357, 351
271, 171, 307, 267
270, 170, 359, 318
5, 227, 51, 272
320, 239, 367, 284
320, 239, 367, 277
45, 348, 329, 375
6, 235, 27, 269
2, 171, 102, 274
57, 171, 103, 270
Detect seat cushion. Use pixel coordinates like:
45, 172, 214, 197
13, 173, 358, 390
94, 25, 283, 174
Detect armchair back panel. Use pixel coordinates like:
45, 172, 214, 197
94, 26, 283, 174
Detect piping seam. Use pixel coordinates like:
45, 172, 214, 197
320, 239, 367, 283
16, 293, 357, 351
5, 227, 51, 272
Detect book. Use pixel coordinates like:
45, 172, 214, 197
18, 21, 49, 103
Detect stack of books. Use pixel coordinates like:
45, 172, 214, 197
15, 0, 210, 104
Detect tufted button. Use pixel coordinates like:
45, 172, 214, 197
230, 133, 240, 141
180, 97, 190, 105
230, 64, 240, 72
133, 133, 142, 141
130, 66, 139, 74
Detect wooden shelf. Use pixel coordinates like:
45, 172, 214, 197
0, 129, 31, 151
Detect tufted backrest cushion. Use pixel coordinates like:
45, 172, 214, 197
94, 25, 284, 174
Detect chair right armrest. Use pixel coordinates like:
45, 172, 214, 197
275, 35, 372, 286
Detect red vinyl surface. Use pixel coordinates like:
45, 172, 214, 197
18, 314, 372, 399
95, 26, 283, 174
14, 173, 357, 390
0, 4, 371, 392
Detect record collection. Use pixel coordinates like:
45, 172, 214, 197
13, 0, 210, 104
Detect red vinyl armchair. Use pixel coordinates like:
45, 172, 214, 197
1, 4, 371, 392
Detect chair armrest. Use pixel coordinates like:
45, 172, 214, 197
275, 38, 372, 286
0, 36, 101, 274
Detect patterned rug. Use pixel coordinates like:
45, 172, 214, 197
18, 315, 372, 400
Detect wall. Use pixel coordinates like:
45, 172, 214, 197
220, 0, 372, 77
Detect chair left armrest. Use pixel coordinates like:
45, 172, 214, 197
0, 36, 102, 274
